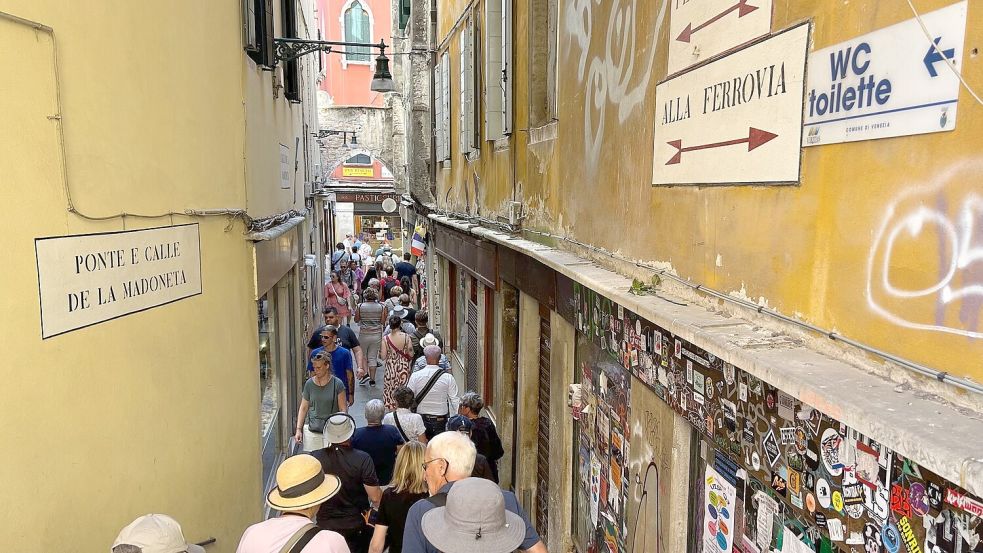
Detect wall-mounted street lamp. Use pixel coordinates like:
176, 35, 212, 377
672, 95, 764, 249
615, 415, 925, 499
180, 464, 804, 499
273, 38, 395, 93
315, 130, 358, 146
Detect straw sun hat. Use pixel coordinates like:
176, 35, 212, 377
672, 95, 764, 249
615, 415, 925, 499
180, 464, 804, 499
266, 454, 341, 511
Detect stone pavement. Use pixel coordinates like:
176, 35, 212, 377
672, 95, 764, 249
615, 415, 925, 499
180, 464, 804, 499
346, 321, 383, 428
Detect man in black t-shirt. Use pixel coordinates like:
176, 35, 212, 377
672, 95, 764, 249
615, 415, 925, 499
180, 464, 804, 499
311, 413, 383, 553
309, 307, 366, 377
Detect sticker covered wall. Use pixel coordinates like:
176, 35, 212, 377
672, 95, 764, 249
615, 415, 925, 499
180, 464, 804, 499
573, 283, 983, 553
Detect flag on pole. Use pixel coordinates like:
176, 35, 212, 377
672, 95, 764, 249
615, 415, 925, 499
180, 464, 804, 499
411, 224, 427, 256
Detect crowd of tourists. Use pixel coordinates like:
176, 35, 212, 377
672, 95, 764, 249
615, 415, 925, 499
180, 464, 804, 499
111, 242, 540, 553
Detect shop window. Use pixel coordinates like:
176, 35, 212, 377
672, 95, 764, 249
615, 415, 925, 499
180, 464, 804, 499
455, 268, 468, 361
343, 0, 371, 62
448, 263, 458, 349
258, 294, 280, 493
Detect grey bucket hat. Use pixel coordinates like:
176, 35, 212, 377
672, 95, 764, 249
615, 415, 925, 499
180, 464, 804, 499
421, 477, 525, 553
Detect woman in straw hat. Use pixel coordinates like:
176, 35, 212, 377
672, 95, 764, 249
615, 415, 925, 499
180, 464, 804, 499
236, 454, 348, 553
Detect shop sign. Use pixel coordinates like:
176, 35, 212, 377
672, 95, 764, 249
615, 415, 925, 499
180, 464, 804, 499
35, 224, 203, 338
342, 166, 374, 177
668, 0, 774, 74
652, 23, 809, 186
803, 1, 967, 146
335, 192, 400, 203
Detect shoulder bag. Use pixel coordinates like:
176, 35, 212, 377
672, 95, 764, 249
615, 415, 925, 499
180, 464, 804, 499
393, 411, 410, 442
279, 523, 321, 553
412, 368, 448, 413
307, 378, 340, 433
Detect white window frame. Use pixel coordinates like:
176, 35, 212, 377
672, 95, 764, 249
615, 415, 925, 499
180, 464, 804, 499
339, 0, 374, 68
503, 0, 513, 135
484, 0, 505, 141
441, 52, 451, 160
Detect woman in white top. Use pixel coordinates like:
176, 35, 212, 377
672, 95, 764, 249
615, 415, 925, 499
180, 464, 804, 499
382, 385, 427, 444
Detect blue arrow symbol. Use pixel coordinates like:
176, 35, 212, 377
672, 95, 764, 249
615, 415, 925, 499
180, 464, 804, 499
924, 36, 956, 77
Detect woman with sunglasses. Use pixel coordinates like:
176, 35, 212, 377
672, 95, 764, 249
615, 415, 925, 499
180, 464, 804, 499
295, 350, 348, 451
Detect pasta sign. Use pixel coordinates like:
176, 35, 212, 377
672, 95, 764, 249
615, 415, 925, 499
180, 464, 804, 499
35, 224, 203, 338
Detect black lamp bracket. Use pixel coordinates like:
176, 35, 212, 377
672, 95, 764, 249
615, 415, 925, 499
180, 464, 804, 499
273, 37, 388, 66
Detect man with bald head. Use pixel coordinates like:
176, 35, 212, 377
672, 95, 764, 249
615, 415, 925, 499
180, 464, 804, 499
405, 345, 459, 440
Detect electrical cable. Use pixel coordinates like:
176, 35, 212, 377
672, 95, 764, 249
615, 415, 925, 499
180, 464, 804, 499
904, 0, 983, 107
1, 10, 299, 234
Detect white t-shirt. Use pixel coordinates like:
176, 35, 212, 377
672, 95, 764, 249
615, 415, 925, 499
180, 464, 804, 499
405, 366, 460, 416
383, 409, 427, 441
236, 515, 350, 553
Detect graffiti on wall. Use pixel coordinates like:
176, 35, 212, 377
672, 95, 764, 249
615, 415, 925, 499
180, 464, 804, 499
564, 0, 667, 171
867, 159, 983, 339
574, 283, 983, 552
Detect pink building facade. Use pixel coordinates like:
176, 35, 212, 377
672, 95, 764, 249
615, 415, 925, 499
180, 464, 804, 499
318, 0, 391, 108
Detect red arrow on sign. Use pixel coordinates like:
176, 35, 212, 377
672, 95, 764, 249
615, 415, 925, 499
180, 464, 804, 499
676, 0, 759, 43
665, 127, 778, 165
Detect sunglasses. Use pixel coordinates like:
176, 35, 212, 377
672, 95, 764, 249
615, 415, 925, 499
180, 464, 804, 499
312, 352, 331, 362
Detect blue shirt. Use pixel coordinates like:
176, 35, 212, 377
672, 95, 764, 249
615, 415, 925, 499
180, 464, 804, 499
401, 482, 541, 553
309, 346, 354, 400
351, 425, 405, 485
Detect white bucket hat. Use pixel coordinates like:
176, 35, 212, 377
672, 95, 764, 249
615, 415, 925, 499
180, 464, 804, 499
324, 412, 356, 445
111, 514, 205, 553
421, 478, 525, 553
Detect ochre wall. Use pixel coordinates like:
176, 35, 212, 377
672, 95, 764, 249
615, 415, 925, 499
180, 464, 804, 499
0, 1, 298, 550
435, 0, 983, 382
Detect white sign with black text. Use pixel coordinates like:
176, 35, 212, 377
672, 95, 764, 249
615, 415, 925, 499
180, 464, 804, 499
35, 224, 203, 338
803, 1, 967, 146
668, 0, 773, 75
653, 23, 809, 186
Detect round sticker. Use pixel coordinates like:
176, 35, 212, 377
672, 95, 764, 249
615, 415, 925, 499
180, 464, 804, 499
706, 378, 715, 399
806, 492, 816, 513
910, 483, 930, 516
832, 490, 844, 512
752, 451, 761, 471
816, 478, 832, 508
820, 428, 844, 477
882, 521, 901, 553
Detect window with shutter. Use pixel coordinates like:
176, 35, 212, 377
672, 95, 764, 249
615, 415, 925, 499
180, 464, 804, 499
441, 53, 451, 159
434, 65, 444, 161
243, 0, 259, 51
399, 0, 411, 30
459, 29, 469, 155
484, 0, 505, 141
503, 0, 513, 134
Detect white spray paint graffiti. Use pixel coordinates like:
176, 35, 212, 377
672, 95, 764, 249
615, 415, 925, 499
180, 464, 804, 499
564, 0, 667, 170
866, 159, 983, 339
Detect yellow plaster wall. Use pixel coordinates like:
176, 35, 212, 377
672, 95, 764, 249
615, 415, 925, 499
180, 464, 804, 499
436, 0, 983, 382
0, 1, 303, 550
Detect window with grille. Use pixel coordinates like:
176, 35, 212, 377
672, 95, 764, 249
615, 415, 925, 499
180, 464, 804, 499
344, 1, 371, 62
536, 308, 551, 544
